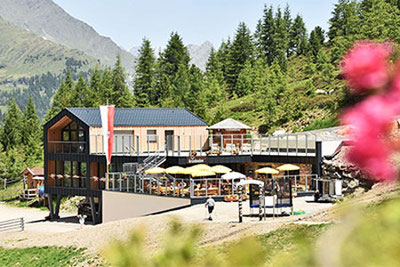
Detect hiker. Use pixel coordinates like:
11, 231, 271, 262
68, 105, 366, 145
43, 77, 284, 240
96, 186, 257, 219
205, 196, 215, 221
77, 214, 87, 228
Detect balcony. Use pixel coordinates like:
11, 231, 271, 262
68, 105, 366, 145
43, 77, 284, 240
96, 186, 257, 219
47, 141, 87, 154
88, 133, 317, 157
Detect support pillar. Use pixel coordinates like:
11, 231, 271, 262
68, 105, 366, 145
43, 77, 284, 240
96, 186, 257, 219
238, 185, 243, 223
89, 197, 97, 224
48, 194, 54, 219
54, 194, 61, 219
259, 186, 263, 221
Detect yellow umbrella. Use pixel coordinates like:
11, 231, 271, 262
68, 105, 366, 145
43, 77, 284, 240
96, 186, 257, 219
144, 167, 165, 174
165, 166, 184, 174
277, 164, 300, 171
191, 164, 212, 171
255, 167, 279, 175
191, 170, 216, 177
177, 167, 197, 175
211, 165, 232, 174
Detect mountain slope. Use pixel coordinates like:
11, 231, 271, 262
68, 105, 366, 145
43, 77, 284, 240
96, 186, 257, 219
0, 17, 97, 117
0, 0, 135, 72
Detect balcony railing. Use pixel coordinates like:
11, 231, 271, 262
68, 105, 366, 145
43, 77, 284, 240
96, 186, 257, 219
89, 133, 317, 157
48, 141, 86, 154
102, 173, 318, 198
48, 174, 87, 188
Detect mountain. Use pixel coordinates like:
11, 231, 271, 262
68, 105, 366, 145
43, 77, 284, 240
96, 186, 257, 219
0, 17, 97, 118
0, 0, 135, 73
187, 41, 213, 71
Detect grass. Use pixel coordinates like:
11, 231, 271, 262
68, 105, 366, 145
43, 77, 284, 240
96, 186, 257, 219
198, 223, 331, 266
5, 198, 48, 211
0, 246, 88, 267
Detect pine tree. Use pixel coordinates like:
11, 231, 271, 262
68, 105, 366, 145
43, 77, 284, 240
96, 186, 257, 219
235, 60, 254, 97
156, 32, 190, 102
283, 4, 293, 57
216, 39, 231, 82
289, 15, 308, 56
22, 96, 42, 163
44, 70, 74, 121
111, 56, 133, 107
225, 22, 254, 95
1, 99, 22, 151
87, 66, 102, 107
100, 67, 114, 104
360, 0, 400, 43
134, 38, 156, 106
73, 74, 89, 107
255, 5, 275, 64
272, 8, 289, 72
309, 26, 325, 59
328, 0, 360, 41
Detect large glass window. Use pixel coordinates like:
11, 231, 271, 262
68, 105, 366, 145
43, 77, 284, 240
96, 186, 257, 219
53, 160, 87, 188
62, 122, 86, 153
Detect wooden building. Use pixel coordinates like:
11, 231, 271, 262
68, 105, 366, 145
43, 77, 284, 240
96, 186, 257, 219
22, 168, 44, 190
44, 108, 208, 222
44, 108, 331, 223
208, 118, 252, 152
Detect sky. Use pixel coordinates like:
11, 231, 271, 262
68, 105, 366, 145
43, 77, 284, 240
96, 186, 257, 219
53, 0, 338, 50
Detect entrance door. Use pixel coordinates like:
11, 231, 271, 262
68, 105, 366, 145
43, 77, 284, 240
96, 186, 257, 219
165, 130, 174, 151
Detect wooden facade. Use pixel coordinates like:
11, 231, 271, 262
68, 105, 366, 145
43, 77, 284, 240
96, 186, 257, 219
44, 108, 323, 224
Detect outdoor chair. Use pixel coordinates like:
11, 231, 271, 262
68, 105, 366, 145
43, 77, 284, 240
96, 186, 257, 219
242, 143, 251, 152
225, 143, 237, 154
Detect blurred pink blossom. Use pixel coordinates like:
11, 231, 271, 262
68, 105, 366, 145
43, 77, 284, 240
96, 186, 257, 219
341, 41, 393, 93
342, 96, 397, 181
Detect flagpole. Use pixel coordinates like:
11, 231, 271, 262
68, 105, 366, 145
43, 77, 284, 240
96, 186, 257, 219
106, 162, 109, 190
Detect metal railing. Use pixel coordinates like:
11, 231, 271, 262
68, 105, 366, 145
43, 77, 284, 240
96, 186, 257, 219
87, 133, 317, 157
48, 141, 86, 154
0, 218, 24, 232
48, 175, 87, 188
103, 174, 318, 198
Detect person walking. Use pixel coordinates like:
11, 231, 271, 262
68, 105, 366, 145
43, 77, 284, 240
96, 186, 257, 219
205, 196, 215, 221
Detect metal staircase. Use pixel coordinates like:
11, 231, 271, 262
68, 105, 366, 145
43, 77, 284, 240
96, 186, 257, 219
136, 153, 166, 174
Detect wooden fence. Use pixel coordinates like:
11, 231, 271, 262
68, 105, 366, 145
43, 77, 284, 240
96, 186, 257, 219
0, 218, 24, 232
0, 189, 23, 201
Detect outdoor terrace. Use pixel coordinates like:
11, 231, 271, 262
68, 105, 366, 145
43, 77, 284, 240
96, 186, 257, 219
47, 133, 318, 157
102, 173, 318, 199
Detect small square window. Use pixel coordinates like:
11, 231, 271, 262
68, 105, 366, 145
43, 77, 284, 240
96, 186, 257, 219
147, 130, 157, 142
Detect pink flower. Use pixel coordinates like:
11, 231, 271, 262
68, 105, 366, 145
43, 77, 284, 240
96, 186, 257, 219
342, 96, 398, 181
341, 41, 393, 93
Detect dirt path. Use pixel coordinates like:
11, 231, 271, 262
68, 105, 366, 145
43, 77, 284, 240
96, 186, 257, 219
0, 196, 332, 255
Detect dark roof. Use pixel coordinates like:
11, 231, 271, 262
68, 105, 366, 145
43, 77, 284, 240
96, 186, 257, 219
65, 108, 208, 127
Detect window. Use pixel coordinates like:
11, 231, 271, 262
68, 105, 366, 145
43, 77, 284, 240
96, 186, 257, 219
147, 130, 157, 142
61, 122, 86, 153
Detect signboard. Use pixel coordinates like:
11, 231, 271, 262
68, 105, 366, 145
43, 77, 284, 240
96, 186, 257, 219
187, 154, 206, 164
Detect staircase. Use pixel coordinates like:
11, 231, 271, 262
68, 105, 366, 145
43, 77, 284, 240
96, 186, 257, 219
136, 153, 166, 174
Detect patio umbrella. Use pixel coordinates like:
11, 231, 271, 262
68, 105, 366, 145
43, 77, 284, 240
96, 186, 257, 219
191, 170, 216, 177
177, 167, 197, 175
211, 165, 232, 174
277, 164, 300, 171
165, 166, 184, 175
191, 164, 212, 171
255, 167, 279, 175
144, 167, 165, 174
221, 171, 246, 180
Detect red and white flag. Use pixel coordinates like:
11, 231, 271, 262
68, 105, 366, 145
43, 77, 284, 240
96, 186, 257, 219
100, 105, 115, 165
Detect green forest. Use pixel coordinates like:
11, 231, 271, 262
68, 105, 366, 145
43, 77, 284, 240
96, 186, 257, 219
2, 0, 400, 185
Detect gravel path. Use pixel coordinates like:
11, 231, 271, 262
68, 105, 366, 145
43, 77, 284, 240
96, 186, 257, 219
0, 196, 332, 255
